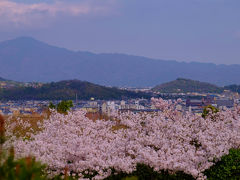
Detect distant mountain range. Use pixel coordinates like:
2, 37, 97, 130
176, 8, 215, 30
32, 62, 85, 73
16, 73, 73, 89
1, 37, 240, 87
152, 78, 224, 93
0, 79, 151, 100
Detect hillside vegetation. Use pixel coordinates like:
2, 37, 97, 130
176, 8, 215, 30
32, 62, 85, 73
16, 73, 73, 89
152, 78, 224, 93
0, 79, 151, 100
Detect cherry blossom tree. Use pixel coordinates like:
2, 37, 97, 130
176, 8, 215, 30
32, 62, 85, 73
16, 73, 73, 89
9, 98, 240, 179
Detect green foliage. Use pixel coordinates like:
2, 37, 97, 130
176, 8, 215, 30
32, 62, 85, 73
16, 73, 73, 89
202, 105, 219, 119
105, 164, 194, 180
123, 177, 138, 180
0, 80, 152, 100
153, 78, 223, 93
48, 100, 73, 114
48, 102, 55, 109
57, 100, 73, 114
0, 149, 47, 180
204, 149, 240, 179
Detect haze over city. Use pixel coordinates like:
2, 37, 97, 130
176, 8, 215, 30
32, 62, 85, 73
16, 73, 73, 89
0, 0, 239, 64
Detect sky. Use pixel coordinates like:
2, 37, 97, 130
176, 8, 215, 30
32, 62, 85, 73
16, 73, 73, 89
0, 0, 239, 64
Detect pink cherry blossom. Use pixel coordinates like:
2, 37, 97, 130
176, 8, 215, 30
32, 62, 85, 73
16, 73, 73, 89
6, 98, 240, 179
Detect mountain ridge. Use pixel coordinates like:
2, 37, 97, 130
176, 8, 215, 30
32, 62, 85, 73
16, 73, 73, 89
1, 37, 240, 87
0, 79, 152, 100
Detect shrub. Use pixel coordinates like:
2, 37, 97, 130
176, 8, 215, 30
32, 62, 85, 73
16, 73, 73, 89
57, 100, 73, 114
202, 105, 219, 119
105, 164, 194, 180
49, 100, 73, 114
48, 102, 56, 110
0, 147, 47, 180
204, 148, 240, 179
0, 114, 47, 180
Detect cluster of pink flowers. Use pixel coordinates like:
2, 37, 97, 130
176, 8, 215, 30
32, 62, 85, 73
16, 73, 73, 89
12, 98, 240, 179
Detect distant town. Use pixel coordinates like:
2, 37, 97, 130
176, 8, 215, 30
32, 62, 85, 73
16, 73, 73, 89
0, 88, 238, 116
0, 77, 240, 116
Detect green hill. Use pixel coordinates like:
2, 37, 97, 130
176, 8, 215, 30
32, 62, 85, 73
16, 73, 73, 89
0, 79, 151, 100
152, 78, 223, 93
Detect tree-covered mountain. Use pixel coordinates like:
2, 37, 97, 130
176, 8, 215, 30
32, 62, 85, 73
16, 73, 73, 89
0, 79, 151, 100
152, 78, 224, 93
1, 37, 240, 87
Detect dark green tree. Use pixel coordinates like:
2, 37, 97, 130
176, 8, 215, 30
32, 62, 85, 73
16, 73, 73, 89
48, 100, 73, 114
56, 100, 73, 114
202, 105, 219, 119
204, 149, 240, 179
48, 102, 56, 109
